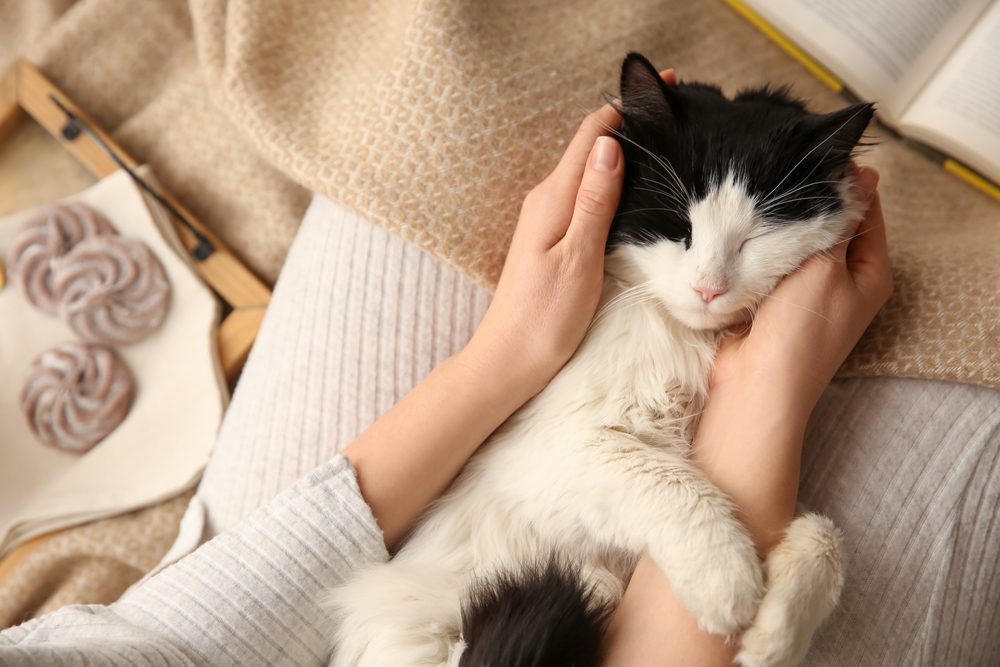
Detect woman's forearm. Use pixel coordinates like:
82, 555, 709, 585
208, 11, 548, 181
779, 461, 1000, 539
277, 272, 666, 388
693, 378, 810, 554
343, 348, 537, 550
344, 110, 628, 552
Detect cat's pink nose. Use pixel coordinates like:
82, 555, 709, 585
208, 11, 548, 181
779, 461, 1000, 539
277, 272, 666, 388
692, 284, 727, 303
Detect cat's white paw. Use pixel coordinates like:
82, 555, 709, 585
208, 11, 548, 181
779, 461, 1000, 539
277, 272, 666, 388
736, 620, 807, 667
734, 513, 845, 667
670, 539, 764, 636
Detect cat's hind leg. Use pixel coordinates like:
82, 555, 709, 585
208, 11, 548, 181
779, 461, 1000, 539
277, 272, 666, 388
736, 513, 845, 667
326, 559, 464, 667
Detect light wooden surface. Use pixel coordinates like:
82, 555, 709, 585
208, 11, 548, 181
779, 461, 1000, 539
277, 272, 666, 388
0, 59, 272, 380
0, 122, 96, 216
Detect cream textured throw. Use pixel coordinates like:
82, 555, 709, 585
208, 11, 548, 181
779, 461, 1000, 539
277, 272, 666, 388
1, 0, 997, 387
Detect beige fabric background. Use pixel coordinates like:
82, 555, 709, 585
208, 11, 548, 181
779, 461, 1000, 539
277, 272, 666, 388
0, 0, 997, 388
0, 489, 191, 628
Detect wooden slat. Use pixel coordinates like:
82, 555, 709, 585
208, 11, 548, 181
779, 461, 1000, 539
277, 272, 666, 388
218, 306, 268, 382
0, 532, 62, 589
16, 60, 124, 175
0, 63, 22, 145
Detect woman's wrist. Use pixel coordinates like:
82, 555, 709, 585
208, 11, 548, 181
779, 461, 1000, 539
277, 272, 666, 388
459, 332, 555, 406
712, 345, 820, 434
345, 347, 540, 549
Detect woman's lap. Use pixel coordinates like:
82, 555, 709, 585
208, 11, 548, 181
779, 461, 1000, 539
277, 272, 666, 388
196, 196, 492, 535
193, 195, 999, 665
802, 377, 999, 664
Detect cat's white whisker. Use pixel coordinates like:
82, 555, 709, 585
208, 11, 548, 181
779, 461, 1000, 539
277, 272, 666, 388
638, 175, 688, 206
760, 105, 867, 203
594, 119, 689, 200
749, 290, 833, 324
616, 206, 687, 219
758, 144, 838, 208
588, 282, 656, 330
760, 179, 845, 211
758, 194, 841, 214
631, 186, 688, 213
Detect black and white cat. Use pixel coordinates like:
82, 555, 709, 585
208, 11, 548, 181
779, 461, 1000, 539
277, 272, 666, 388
327, 53, 874, 667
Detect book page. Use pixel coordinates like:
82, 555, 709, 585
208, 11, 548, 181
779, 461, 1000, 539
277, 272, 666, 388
901, 2, 1000, 183
741, 0, 991, 121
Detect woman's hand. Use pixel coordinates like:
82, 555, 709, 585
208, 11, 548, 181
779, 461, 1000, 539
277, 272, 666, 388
345, 102, 650, 549
462, 106, 627, 398
712, 165, 892, 414
464, 69, 677, 399
697, 165, 891, 553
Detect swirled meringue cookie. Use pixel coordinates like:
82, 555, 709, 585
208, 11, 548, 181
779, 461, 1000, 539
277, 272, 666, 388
54, 235, 172, 346
20, 342, 134, 453
5, 203, 116, 314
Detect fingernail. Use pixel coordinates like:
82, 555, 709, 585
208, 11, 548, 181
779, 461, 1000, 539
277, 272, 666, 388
854, 167, 880, 199
593, 136, 619, 172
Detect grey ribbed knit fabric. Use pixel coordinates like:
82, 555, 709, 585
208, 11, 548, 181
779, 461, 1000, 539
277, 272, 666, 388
1, 198, 996, 666
0, 456, 387, 666
193, 196, 492, 539
800, 377, 1000, 665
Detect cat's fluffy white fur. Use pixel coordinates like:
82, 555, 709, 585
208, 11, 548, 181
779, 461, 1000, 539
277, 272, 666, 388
326, 175, 861, 667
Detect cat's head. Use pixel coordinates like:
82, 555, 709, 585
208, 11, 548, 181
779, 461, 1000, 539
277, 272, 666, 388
606, 53, 874, 331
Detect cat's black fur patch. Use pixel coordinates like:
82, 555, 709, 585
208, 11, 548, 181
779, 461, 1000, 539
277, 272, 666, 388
609, 52, 874, 249
459, 557, 612, 667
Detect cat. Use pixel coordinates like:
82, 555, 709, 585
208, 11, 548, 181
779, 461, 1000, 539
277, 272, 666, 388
326, 52, 874, 667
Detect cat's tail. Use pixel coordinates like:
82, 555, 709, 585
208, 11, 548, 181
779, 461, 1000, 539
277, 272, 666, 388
455, 556, 614, 667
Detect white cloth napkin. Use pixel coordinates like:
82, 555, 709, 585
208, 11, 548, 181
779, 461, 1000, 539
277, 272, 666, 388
0, 169, 225, 556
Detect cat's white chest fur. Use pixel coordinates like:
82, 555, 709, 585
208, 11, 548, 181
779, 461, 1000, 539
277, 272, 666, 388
498, 278, 717, 457
458, 280, 719, 551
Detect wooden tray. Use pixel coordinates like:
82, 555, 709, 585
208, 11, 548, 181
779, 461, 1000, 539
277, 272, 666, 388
0, 59, 271, 381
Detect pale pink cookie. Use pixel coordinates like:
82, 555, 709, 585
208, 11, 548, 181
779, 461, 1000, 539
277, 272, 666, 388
5, 203, 116, 314
54, 235, 172, 346
20, 342, 134, 453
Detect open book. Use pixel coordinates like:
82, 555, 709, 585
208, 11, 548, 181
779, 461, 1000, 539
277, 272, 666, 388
728, 0, 1000, 199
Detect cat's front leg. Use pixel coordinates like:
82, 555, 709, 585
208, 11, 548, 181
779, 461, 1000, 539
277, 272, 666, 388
575, 432, 764, 636
736, 513, 844, 667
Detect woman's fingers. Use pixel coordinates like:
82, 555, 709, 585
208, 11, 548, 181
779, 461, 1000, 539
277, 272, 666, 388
563, 136, 624, 254
847, 189, 893, 302
552, 104, 623, 191
550, 66, 672, 194
846, 172, 887, 266
831, 165, 879, 261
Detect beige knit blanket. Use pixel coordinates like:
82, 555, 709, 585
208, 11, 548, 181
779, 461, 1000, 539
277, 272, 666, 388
3, 0, 997, 388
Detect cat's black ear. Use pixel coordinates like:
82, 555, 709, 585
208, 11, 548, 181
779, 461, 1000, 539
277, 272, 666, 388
620, 53, 674, 125
801, 102, 875, 163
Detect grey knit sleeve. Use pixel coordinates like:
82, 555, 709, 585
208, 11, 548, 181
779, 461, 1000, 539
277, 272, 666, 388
0, 455, 388, 667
